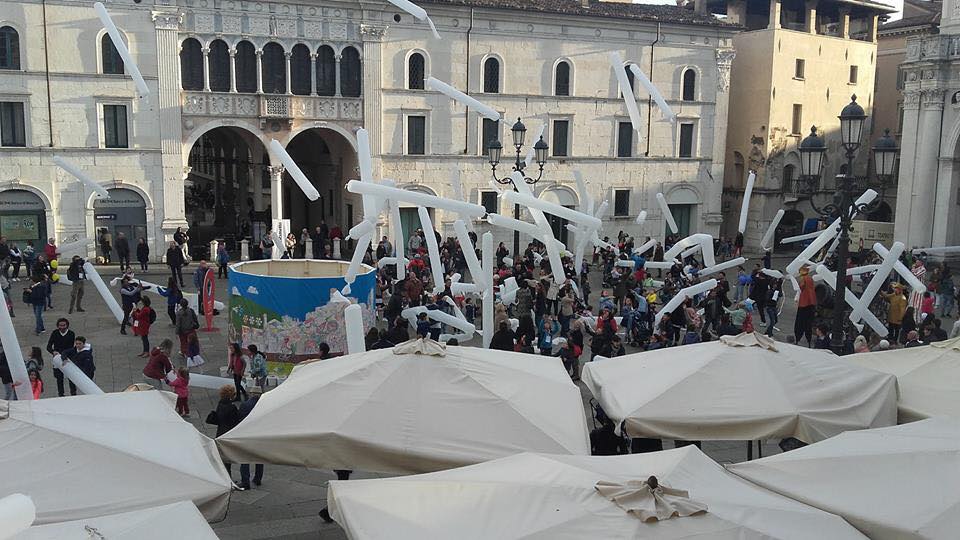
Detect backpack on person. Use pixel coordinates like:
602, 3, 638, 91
250, 352, 267, 378
148, 308, 157, 324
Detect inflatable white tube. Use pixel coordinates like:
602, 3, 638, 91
0, 493, 35, 540
610, 52, 643, 134
341, 232, 372, 295
653, 279, 718, 329
386, 0, 441, 39
347, 180, 487, 217
0, 295, 31, 400
346, 220, 374, 241
850, 242, 903, 324
52, 354, 104, 395
532, 251, 544, 264
738, 171, 756, 233
376, 256, 410, 269
815, 265, 887, 336
419, 208, 445, 294
166, 371, 241, 391
615, 259, 635, 268
912, 245, 960, 255
628, 63, 676, 123
330, 290, 351, 304
761, 268, 784, 279
662, 234, 713, 263
573, 170, 594, 212
591, 232, 620, 256
426, 77, 499, 121
454, 220, 488, 290
52, 157, 111, 199
760, 209, 785, 250
656, 193, 678, 234
425, 309, 475, 335
355, 129, 381, 219
93, 2, 149, 98
645, 261, 676, 269
785, 219, 840, 276
524, 123, 546, 168
781, 229, 826, 244
83, 262, 125, 323
680, 245, 702, 260
485, 214, 565, 252
401, 306, 426, 327
482, 232, 494, 348
439, 333, 471, 343
698, 257, 746, 277
389, 201, 406, 280
451, 282, 478, 295
635, 210, 647, 226
344, 304, 366, 355
502, 257, 514, 267
501, 191, 602, 230
874, 243, 926, 293
269, 139, 319, 201
593, 200, 609, 220
633, 238, 657, 256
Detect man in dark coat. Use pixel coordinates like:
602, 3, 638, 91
46, 318, 76, 396
61, 336, 95, 382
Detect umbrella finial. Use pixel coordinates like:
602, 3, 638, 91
647, 476, 659, 490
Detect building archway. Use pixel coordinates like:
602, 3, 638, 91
93, 188, 147, 262
666, 185, 700, 238
0, 188, 48, 249
283, 128, 359, 238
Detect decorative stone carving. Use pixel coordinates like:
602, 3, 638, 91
921, 89, 945, 109
341, 100, 362, 120
210, 95, 232, 115
183, 94, 206, 114
716, 48, 736, 93
331, 22, 348, 40
235, 96, 257, 115
222, 15, 241, 34
249, 17, 269, 36
317, 99, 337, 118
194, 13, 214, 33
152, 11, 182, 30
304, 20, 322, 39
360, 24, 386, 41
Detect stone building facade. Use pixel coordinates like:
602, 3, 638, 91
0, 0, 737, 261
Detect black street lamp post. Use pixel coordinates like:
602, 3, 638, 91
797, 95, 900, 355
488, 118, 550, 257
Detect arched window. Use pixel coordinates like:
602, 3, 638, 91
290, 44, 311, 95
483, 57, 500, 93
408, 52, 425, 90
682, 69, 696, 101
316, 45, 336, 96
0, 26, 20, 70
208, 40, 230, 92
179, 38, 203, 90
783, 164, 796, 191
262, 42, 286, 94
101, 33, 124, 74
235, 41, 257, 93
340, 46, 362, 97
555, 61, 570, 96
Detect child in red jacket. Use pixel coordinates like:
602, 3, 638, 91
166, 367, 190, 417
132, 297, 155, 357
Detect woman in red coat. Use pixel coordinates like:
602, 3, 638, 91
142, 339, 174, 390
132, 296, 155, 357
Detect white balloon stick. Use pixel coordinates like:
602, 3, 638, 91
593, 200, 609, 219
761, 268, 784, 279
662, 234, 713, 265
680, 245, 702, 260
167, 370, 242, 390
502, 191, 602, 230
346, 220, 374, 241
386, 0, 441, 39
419, 207, 445, 294
451, 282, 479, 295
424, 309, 476, 335
449, 273, 461, 284
853, 189, 879, 210
502, 257, 514, 267
389, 200, 406, 280
376, 256, 410, 269
0, 493, 36, 540
454, 220, 488, 290
573, 170, 593, 212
481, 232, 494, 348
269, 140, 320, 201
610, 52, 643, 135
874, 243, 926, 293
738, 170, 756, 233
330, 290, 351, 304
615, 259, 635, 268
815, 265, 887, 336
271, 231, 284, 260
532, 251, 543, 264
591, 231, 619, 256
346, 180, 487, 217
426, 77, 499, 121
486, 214, 565, 252
524, 123, 546, 168
628, 63, 676, 123
912, 245, 960, 255
845, 264, 882, 276
634, 238, 657, 255
645, 261, 676, 269
785, 219, 840, 276
653, 279, 718, 328
355, 129, 380, 220
789, 274, 801, 301
401, 306, 426, 327
0, 292, 31, 400
850, 242, 903, 324
781, 228, 826, 244
656, 193, 678, 234
698, 257, 746, 277
635, 210, 647, 226
760, 209, 785, 250
569, 279, 581, 300
52, 354, 104, 395
52, 156, 112, 199
93, 2, 149, 98
341, 232, 372, 295
83, 262, 125, 323
344, 304, 366, 355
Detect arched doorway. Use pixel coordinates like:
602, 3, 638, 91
666, 186, 699, 238
94, 188, 147, 259
0, 189, 47, 248
185, 126, 271, 258
283, 128, 359, 237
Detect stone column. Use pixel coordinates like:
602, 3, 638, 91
269, 165, 285, 222
769, 0, 781, 29
310, 52, 318, 95
932, 156, 960, 247
895, 89, 942, 247
706, 48, 736, 238
805, 0, 818, 34
229, 47, 237, 92
284, 52, 292, 95
840, 8, 850, 39
334, 54, 342, 97
361, 25, 387, 157
868, 14, 879, 43
202, 46, 211, 91
256, 49, 264, 94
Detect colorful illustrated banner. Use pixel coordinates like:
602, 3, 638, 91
228, 263, 376, 376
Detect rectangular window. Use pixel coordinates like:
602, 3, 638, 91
407, 115, 425, 155
552, 119, 569, 157
481, 118, 499, 156
617, 122, 633, 158
795, 59, 805, 79
0, 101, 25, 147
678, 123, 694, 158
480, 191, 498, 214
103, 104, 128, 148
614, 189, 630, 217
792, 104, 802, 135
849, 65, 858, 84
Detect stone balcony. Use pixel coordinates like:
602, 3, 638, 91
181, 92, 363, 126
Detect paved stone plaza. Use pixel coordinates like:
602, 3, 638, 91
16, 256, 942, 539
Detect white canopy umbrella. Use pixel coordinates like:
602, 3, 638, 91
0, 392, 232, 524
845, 336, 960, 422
328, 446, 867, 540
728, 418, 960, 540
582, 333, 897, 443
16, 501, 218, 540
217, 340, 590, 474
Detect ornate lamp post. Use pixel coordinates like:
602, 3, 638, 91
487, 118, 549, 257
797, 96, 899, 354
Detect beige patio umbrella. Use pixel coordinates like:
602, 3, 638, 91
327, 446, 868, 539
728, 418, 960, 540
845, 336, 960, 422
16, 501, 218, 540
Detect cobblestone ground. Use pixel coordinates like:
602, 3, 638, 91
19, 255, 946, 539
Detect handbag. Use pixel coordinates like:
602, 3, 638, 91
186, 355, 205, 368
204, 410, 218, 425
